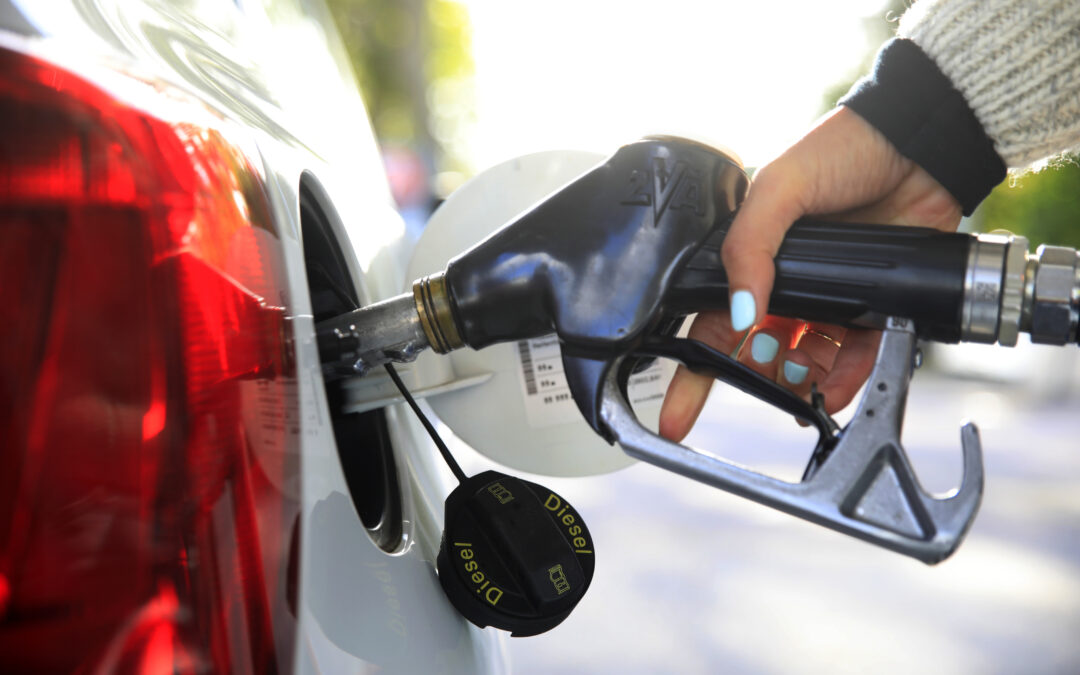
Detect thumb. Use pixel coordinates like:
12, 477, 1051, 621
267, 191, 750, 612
720, 107, 911, 329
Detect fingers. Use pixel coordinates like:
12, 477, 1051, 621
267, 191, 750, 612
659, 313, 799, 441
722, 108, 914, 332
659, 366, 713, 442
661, 105, 950, 439
773, 325, 881, 416
818, 328, 882, 414
730, 317, 847, 401
771, 323, 886, 417
776, 322, 846, 397
738, 319, 877, 416
737, 315, 803, 381
721, 164, 809, 332
659, 313, 880, 440
659, 311, 742, 442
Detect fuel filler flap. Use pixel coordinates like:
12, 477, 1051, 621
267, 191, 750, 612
403, 150, 675, 477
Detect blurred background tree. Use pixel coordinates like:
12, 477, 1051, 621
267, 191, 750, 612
822, 0, 1080, 249
979, 160, 1080, 249
328, 0, 1079, 248
324, 0, 474, 205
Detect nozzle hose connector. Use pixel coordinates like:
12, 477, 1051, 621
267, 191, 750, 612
962, 232, 1011, 344
961, 232, 1080, 346
414, 272, 464, 354
1025, 243, 1080, 345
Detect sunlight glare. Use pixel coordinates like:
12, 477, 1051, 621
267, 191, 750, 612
462, 0, 889, 169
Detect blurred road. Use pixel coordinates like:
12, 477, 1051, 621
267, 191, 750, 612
494, 344, 1080, 674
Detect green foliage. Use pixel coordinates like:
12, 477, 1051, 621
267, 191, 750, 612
977, 159, 1080, 249
326, 0, 408, 136
426, 0, 472, 81
322, 0, 474, 170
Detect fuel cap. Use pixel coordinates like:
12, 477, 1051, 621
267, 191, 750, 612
436, 471, 595, 636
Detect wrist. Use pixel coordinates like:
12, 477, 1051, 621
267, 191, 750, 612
840, 38, 1005, 216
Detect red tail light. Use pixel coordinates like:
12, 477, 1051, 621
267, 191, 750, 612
0, 47, 298, 673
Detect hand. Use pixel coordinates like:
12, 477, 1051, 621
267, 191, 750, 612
658, 106, 964, 442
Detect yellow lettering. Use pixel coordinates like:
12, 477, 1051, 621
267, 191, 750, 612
454, 542, 472, 547
465, 560, 477, 572
545, 495, 591, 550
485, 587, 503, 605
460, 548, 473, 560
472, 571, 484, 584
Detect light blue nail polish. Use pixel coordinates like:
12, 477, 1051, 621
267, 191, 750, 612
784, 360, 809, 385
750, 333, 779, 364
731, 290, 756, 332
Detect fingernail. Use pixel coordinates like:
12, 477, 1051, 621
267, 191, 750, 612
730, 290, 756, 332
750, 333, 779, 364
783, 360, 809, 385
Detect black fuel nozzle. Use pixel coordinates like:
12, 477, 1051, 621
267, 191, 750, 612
318, 136, 1079, 424
435, 137, 749, 353
312, 136, 1080, 567
428, 136, 972, 433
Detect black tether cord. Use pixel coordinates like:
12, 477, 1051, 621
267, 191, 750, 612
384, 363, 467, 484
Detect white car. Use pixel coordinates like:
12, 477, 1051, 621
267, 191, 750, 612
0, 0, 503, 671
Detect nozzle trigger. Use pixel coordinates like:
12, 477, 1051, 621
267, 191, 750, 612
597, 317, 984, 564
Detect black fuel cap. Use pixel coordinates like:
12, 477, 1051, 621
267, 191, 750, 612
436, 471, 595, 636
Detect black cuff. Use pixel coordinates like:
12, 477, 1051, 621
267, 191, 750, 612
840, 38, 1006, 216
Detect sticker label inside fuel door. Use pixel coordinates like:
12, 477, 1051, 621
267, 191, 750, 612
515, 335, 666, 428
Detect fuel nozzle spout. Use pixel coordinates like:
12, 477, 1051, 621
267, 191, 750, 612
312, 271, 466, 379
311, 270, 472, 380
314, 292, 431, 378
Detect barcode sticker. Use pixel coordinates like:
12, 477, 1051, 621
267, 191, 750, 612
515, 336, 667, 428
518, 341, 538, 395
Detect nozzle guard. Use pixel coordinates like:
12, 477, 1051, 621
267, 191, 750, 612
598, 317, 983, 564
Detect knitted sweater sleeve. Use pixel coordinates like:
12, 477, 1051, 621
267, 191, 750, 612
840, 0, 1080, 214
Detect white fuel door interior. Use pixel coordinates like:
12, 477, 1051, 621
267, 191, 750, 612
405, 150, 675, 477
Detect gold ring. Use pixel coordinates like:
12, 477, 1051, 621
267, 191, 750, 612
802, 327, 842, 348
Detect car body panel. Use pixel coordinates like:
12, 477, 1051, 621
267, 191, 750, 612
0, 0, 503, 671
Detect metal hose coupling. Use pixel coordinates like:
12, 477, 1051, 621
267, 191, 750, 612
414, 272, 465, 354
962, 232, 1080, 346
1024, 243, 1080, 345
